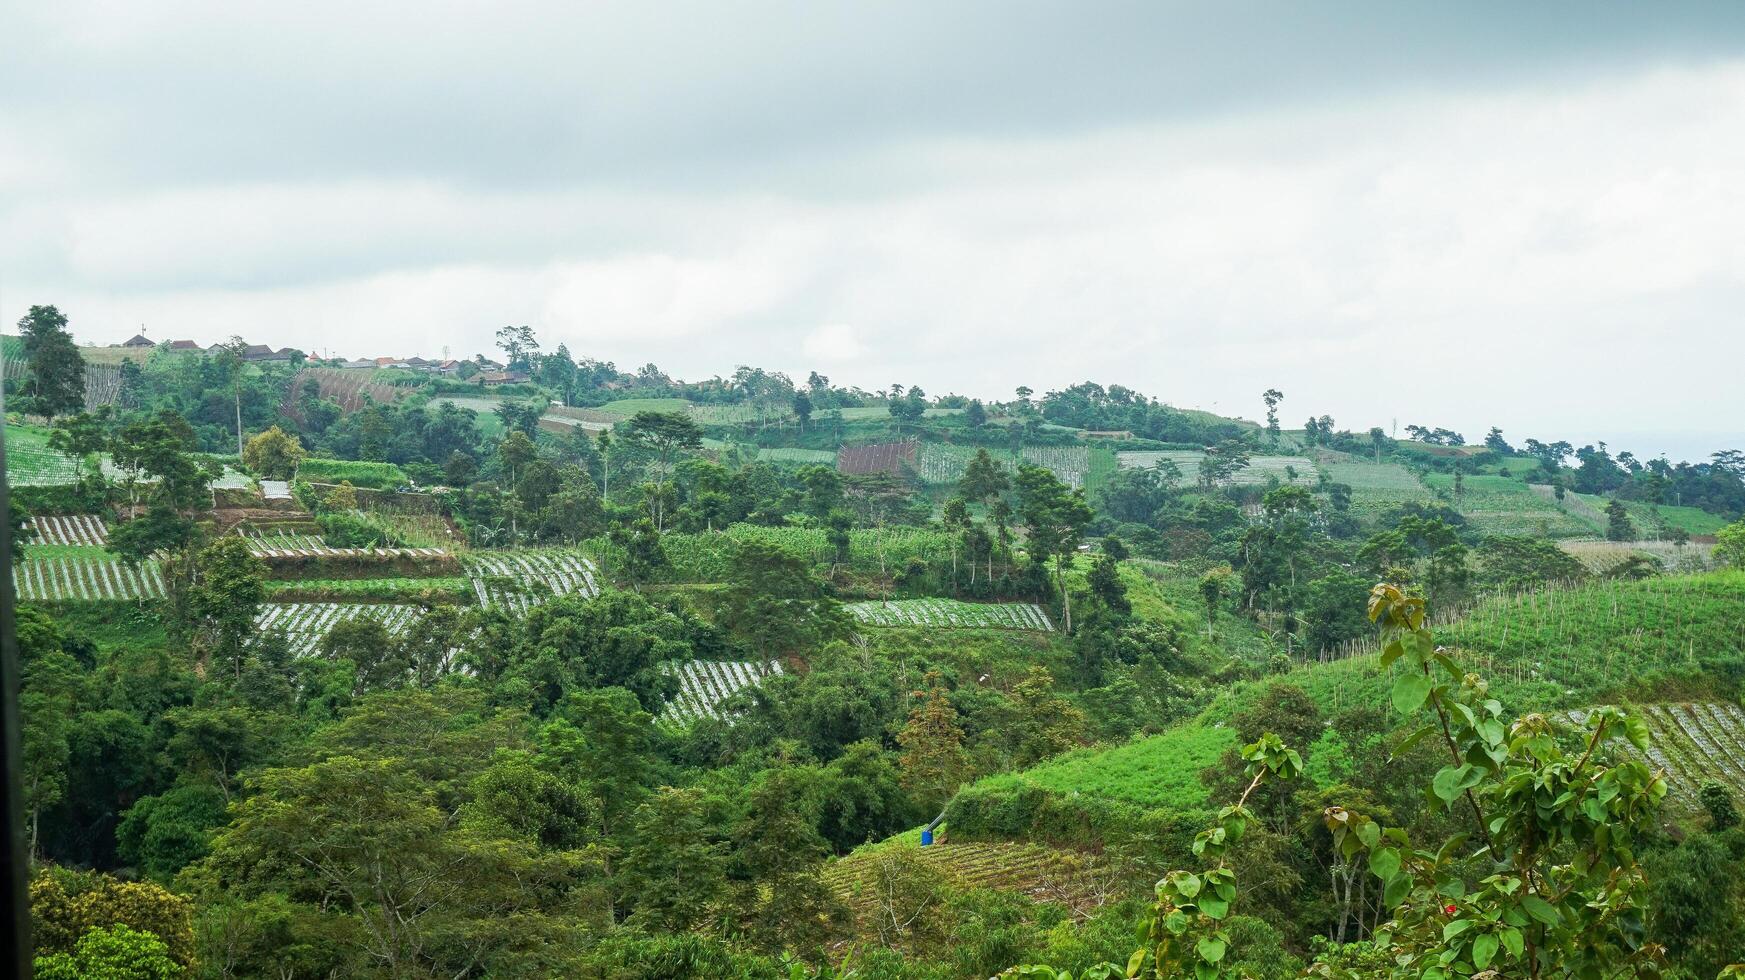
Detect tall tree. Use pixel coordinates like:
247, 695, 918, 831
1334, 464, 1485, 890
1015, 464, 1094, 632
896, 673, 971, 814
1262, 388, 1284, 439
17, 305, 86, 418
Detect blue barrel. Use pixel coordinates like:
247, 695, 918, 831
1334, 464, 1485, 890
920, 829, 933, 846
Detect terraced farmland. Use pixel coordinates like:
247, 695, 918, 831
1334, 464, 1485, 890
973, 722, 1234, 810
243, 532, 449, 561
1560, 538, 1716, 576
1117, 451, 1315, 488
283, 367, 406, 418
463, 551, 600, 612
255, 602, 424, 656
1424, 473, 1600, 537
28, 515, 109, 546
13, 558, 166, 601
844, 598, 1054, 631
1569, 703, 1745, 805
915, 443, 1096, 488
662, 660, 786, 727
827, 839, 1114, 920
1319, 455, 1434, 517
751, 447, 838, 465
838, 440, 917, 477
5, 425, 81, 485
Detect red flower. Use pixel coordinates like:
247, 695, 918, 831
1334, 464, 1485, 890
1444, 904, 1457, 915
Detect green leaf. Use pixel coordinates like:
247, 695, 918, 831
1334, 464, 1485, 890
1521, 895, 1562, 926
1357, 820, 1381, 849
1126, 948, 1148, 977
1472, 933, 1499, 970
1500, 927, 1524, 958
1176, 873, 1201, 898
1199, 896, 1229, 920
1383, 873, 1411, 909
1369, 847, 1400, 881
1196, 936, 1227, 964
1433, 766, 1465, 803
1392, 671, 1433, 714
1390, 724, 1438, 761
1443, 918, 1474, 941
1380, 638, 1405, 668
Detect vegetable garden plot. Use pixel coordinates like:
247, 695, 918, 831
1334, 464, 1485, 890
281, 367, 406, 418
1567, 703, 1745, 804
915, 443, 1095, 488
242, 528, 448, 561
1117, 451, 1315, 487
826, 839, 1112, 919
843, 598, 1055, 631
13, 558, 165, 601
463, 551, 600, 613
1423, 474, 1600, 538
28, 515, 110, 546
1559, 539, 1716, 576
4, 426, 82, 486
255, 602, 424, 657
838, 440, 917, 477
660, 660, 785, 727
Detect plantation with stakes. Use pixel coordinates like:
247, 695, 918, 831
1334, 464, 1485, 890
845, 598, 1055, 630
462, 550, 600, 611
661, 659, 787, 728
13, 557, 166, 601
254, 602, 426, 656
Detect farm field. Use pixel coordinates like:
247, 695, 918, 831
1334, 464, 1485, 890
255, 602, 424, 656
28, 515, 109, 546
838, 440, 917, 476
915, 443, 1098, 489
1585, 495, 1733, 537
13, 558, 166, 601
661, 660, 785, 727
284, 367, 406, 418
5, 425, 82, 485
826, 838, 1111, 920
1424, 473, 1600, 537
594, 397, 691, 417
749, 446, 837, 465
844, 598, 1054, 631
972, 723, 1234, 811
243, 531, 448, 561
833, 406, 964, 421
687, 402, 792, 424
1316, 455, 1435, 517
1569, 703, 1745, 807
463, 550, 600, 611
1248, 572, 1745, 717
593, 523, 956, 582
1560, 538, 1715, 576
1117, 451, 1315, 487
298, 458, 408, 489
266, 576, 471, 601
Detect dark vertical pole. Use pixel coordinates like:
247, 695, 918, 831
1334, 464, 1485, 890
0, 384, 33, 975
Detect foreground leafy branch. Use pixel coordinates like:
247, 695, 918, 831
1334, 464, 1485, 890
999, 582, 1726, 980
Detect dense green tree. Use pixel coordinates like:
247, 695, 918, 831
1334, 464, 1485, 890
1016, 464, 1094, 631
621, 787, 729, 931
731, 766, 844, 956
169, 537, 266, 680
1606, 498, 1638, 542
17, 305, 87, 417
716, 539, 848, 661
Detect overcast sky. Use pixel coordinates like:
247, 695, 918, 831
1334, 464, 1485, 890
4, 1, 1744, 460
